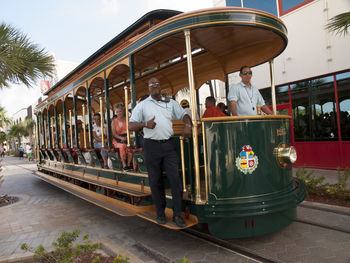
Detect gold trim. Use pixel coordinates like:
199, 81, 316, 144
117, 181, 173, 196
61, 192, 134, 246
202, 115, 291, 122
69, 110, 73, 147
82, 104, 87, 148
40, 160, 149, 178
99, 97, 104, 148
209, 185, 293, 201
106, 57, 129, 79
179, 136, 187, 194
124, 86, 130, 147
206, 118, 288, 130
59, 114, 63, 148
202, 121, 208, 202
44, 119, 48, 148
41, 11, 287, 107
184, 30, 203, 205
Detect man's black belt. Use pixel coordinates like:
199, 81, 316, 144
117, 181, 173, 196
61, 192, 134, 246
145, 138, 172, 143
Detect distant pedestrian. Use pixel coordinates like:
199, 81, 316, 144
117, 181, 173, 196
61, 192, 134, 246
19, 146, 24, 159
26, 143, 33, 161
0, 146, 5, 158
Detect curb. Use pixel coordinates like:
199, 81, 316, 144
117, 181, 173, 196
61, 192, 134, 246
99, 237, 146, 263
300, 200, 350, 216
0, 252, 34, 263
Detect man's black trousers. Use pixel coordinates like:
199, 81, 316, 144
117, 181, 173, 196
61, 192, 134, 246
143, 138, 182, 217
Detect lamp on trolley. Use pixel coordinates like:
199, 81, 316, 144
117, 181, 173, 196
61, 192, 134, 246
274, 143, 297, 168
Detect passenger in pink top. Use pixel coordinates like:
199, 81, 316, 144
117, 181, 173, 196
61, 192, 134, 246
111, 104, 132, 171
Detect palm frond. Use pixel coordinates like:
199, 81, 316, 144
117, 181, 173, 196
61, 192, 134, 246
0, 23, 55, 89
325, 12, 350, 36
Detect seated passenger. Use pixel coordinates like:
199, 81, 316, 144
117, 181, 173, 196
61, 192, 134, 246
202, 96, 226, 118
111, 104, 132, 171
92, 113, 108, 168
217, 102, 229, 116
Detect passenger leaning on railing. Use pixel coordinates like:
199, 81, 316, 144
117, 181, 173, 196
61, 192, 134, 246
111, 104, 132, 172
92, 113, 108, 168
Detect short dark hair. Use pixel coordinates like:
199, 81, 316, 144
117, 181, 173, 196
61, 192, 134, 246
93, 113, 100, 119
206, 96, 216, 104
239, 65, 250, 74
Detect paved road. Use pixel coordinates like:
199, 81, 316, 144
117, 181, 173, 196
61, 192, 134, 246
0, 157, 350, 263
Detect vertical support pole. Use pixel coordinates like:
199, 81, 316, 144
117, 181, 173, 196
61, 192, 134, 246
82, 104, 87, 148
129, 55, 136, 109
69, 110, 73, 148
179, 136, 187, 193
269, 60, 277, 115
36, 115, 41, 160
129, 54, 138, 147
41, 113, 45, 148
87, 83, 93, 148
99, 97, 104, 148
59, 114, 63, 148
104, 71, 112, 148
73, 92, 79, 148
54, 106, 59, 148
47, 109, 52, 148
225, 74, 230, 108
124, 86, 130, 147
44, 119, 48, 148
63, 100, 68, 147
184, 29, 203, 204
50, 117, 54, 148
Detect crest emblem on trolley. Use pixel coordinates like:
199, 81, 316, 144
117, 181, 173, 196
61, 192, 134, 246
236, 145, 259, 174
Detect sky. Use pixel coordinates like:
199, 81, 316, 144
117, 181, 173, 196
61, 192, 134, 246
0, 0, 214, 117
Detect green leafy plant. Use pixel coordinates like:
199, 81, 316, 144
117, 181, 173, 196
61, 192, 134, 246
113, 254, 130, 263
295, 167, 327, 194
21, 229, 100, 263
325, 168, 350, 199
177, 257, 190, 263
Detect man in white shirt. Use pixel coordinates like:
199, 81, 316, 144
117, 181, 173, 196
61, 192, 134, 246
129, 77, 192, 227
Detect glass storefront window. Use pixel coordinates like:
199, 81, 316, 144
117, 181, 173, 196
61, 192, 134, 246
336, 72, 350, 141
260, 85, 289, 106
291, 76, 338, 141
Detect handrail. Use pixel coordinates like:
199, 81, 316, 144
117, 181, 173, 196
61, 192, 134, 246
201, 115, 292, 122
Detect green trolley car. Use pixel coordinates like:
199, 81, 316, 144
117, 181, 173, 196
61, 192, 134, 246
34, 7, 305, 239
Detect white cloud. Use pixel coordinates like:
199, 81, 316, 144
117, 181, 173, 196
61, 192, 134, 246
99, 0, 120, 16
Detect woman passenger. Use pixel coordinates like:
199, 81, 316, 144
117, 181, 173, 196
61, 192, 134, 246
92, 113, 108, 168
111, 104, 132, 171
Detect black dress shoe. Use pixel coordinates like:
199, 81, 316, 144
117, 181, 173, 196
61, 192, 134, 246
156, 216, 166, 224
173, 216, 186, 227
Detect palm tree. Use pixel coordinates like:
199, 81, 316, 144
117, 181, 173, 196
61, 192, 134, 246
8, 123, 28, 151
326, 11, 350, 36
0, 106, 11, 129
0, 23, 55, 89
23, 119, 35, 145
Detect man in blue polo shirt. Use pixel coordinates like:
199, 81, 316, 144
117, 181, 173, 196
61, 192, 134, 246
228, 66, 272, 116
129, 77, 192, 227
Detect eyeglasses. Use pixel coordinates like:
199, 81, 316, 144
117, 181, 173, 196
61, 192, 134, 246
149, 82, 160, 87
242, 71, 252, 75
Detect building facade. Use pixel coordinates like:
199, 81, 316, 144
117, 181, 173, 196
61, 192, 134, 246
213, 0, 350, 169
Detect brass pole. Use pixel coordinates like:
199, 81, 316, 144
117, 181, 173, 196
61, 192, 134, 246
69, 110, 73, 148
44, 119, 48, 148
184, 29, 203, 204
82, 104, 87, 148
269, 60, 277, 115
59, 114, 63, 148
124, 86, 130, 147
51, 117, 54, 147
179, 136, 187, 193
99, 97, 104, 148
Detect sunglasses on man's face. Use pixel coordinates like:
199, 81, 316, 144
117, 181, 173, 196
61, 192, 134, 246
241, 71, 252, 75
